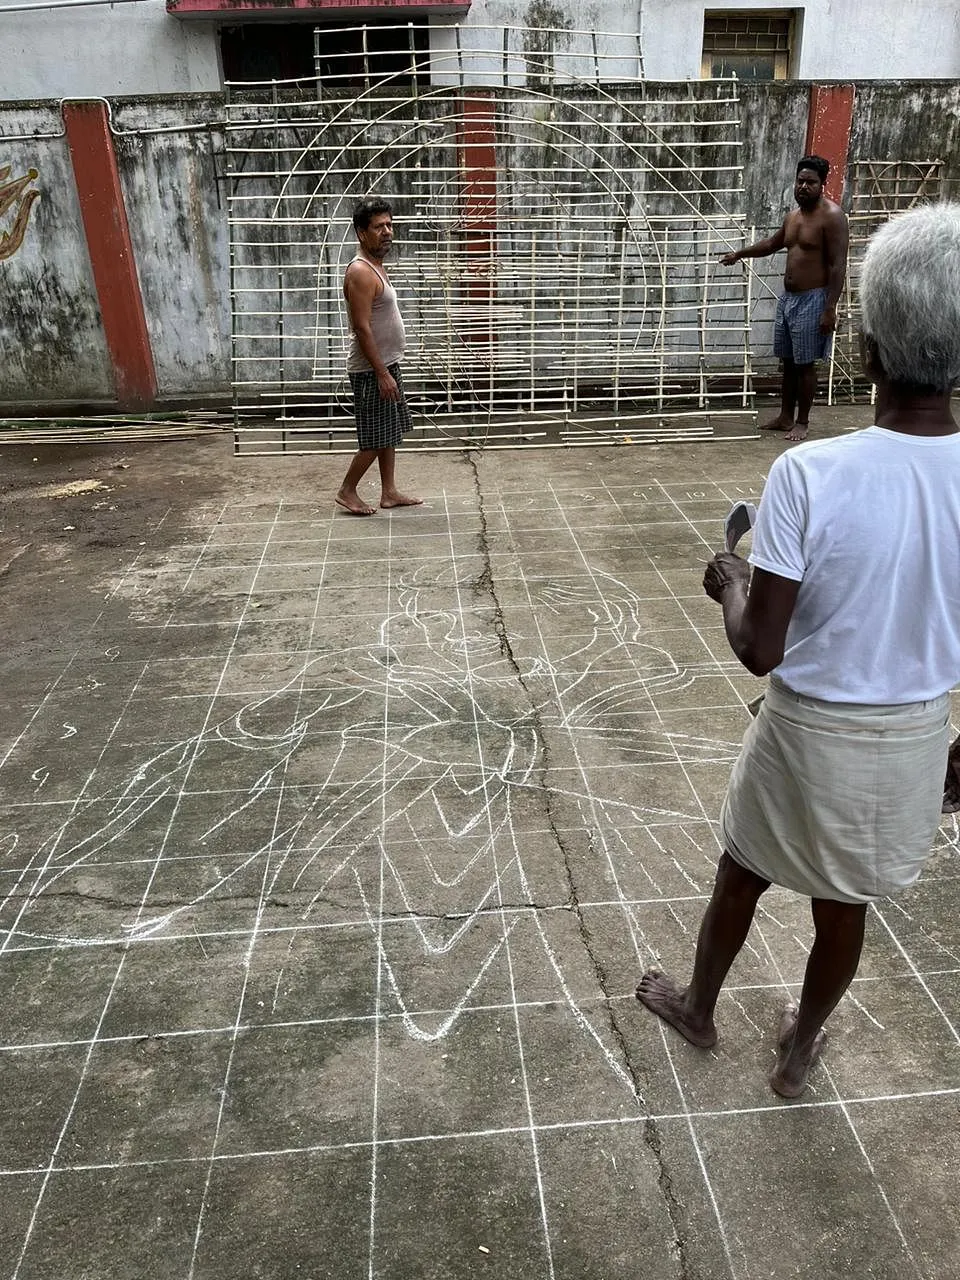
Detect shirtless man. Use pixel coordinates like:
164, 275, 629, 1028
721, 156, 848, 442
336, 197, 422, 516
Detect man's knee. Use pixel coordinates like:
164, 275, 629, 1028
717, 849, 770, 900
810, 896, 867, 934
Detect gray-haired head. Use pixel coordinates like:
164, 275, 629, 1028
859, 202, 960, 394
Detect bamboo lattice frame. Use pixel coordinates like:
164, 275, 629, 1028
226, 25, 757, 454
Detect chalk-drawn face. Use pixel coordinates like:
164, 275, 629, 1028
358, 212, 394, 260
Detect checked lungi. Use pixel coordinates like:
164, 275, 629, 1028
349, 363, 412, 450
773, 286, 833, 364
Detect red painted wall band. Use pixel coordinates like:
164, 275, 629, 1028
63, 101, 157, 409
805, 84, 855, 205
458, 93, 498, 337
169, 0, 469, 12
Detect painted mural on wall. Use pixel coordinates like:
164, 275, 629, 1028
0, 165, 40, 261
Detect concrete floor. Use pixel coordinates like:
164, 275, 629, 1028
0, 408, 958, 1279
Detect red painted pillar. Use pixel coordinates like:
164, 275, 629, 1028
805, 84, 856, 204
63, 101, 158, 409
458, 93, 498, 341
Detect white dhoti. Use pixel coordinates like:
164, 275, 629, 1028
721, 677, 951, 903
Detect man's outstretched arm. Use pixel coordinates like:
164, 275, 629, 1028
720, 220, 787, 267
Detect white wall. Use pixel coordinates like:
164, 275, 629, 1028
0, 0, 958, 103
0, 0, 220, 100
795, 0, 960, 79
638, 0, 960, 80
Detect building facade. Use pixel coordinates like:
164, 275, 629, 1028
2, 0, 959, 101
2, 1, 960, 415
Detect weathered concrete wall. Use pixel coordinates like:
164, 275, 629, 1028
112, 98, 231, 397
3, 81, 960, 407
0, 104, 114, 404
0, 95, 229, 405
848, 80, 960, 171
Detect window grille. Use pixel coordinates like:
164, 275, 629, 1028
701, 12, 793, 80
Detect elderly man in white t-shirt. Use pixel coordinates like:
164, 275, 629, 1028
638, 202, 960, 1099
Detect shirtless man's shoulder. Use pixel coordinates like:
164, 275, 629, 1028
819, 197, 846, 225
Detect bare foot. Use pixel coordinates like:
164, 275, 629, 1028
380, 491, 423, 509
335, 490, 377, 516
636, 970, 718, 1048
785, 423, 809, 443
769, 1002, 826, 1098
760, 414, 794, 431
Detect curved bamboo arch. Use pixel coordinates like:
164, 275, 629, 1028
225, 27, 755, 452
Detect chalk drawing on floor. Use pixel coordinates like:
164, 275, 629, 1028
0, 478, 957, 1280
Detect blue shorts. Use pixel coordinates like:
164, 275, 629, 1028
773, 287, 833, 365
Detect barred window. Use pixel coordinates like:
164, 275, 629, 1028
220, 20, 430, 88
701, 11, 796, 80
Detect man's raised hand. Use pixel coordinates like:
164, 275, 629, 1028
703, 551, 750, 603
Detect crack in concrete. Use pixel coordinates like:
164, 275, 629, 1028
271, 898, 563, 920
466, 451, 691, 1278
6, 889, 565, 919
7, 891, 314, 911
643, 1113, 695, 1280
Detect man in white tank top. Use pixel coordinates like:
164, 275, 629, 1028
336, 198, 422, 516
639, 203, 960, 1099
